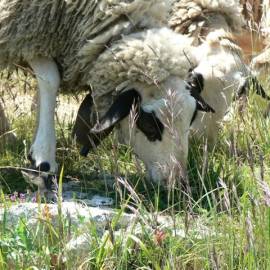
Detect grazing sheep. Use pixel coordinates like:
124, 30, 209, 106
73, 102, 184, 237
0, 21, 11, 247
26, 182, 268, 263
169, 0, 268, 143
169, 0, 244, 46
251, 0, 270, 73
73, 27, 214, 184
249, 0, 270, 116
0, 0, 213, 187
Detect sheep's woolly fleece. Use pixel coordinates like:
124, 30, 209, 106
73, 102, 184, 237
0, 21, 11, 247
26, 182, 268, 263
198, 29, 243, 59
260, 0, 270, 37
86, 28, 195, 112
169, 0, 244, 40
251, 1, 270, 71
251, 48, 270, 71
0, 0, 170, 89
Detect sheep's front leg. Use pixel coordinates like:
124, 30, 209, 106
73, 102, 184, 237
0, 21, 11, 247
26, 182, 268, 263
28, 57, 60, 174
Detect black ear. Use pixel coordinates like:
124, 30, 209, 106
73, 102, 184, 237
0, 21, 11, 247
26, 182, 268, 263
91, 89, 141, 133
72, 93, 93, 146
79, 128, 113, 157
136, 110, 164, 141
72, 93, 113, 157
236, 75, 270, 101
186, 71, 215, 113
251, 77, 270, 101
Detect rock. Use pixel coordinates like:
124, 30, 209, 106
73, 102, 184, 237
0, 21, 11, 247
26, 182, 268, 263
0, 202, 212, 262
0, 202, 130, 229
82, 195, 114, 207
62, 191, 89, 200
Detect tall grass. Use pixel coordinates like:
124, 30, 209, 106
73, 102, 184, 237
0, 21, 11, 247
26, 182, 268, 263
0, 72, 270, 269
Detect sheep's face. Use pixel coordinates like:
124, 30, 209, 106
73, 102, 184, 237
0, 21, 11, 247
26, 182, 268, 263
190, 42, 246, 142
73, 76, 214, 186
117, 78, 195, 184
115, 77, 212, 184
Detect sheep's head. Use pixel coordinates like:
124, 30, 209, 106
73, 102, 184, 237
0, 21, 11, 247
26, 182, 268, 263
73, 76, 214, 186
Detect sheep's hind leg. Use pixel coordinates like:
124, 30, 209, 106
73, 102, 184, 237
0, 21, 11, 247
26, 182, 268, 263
27, 57, 60, 191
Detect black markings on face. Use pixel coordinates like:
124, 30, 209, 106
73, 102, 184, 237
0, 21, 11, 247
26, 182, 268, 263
186, 70, 215, 124
187, 71, 204, 124
73, 89, 166, 153
236, 75, 270, 101
136, 110, 164, 142
187, 70, 204, 94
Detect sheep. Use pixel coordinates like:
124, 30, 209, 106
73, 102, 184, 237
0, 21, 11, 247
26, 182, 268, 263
73, 27, 215, 185
169, 0, 269, 144
250, 0, 270, 73
249, 0, 270, 116
0, 0, 213, 188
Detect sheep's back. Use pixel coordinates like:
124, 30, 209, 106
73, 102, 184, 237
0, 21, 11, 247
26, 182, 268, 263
0, 0, 168, 90
0, 1, 72, 66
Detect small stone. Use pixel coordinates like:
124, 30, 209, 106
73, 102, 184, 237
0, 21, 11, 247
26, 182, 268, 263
83, 195, 114, 207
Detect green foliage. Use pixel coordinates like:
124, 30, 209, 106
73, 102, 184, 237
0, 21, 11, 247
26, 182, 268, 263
1, 76, 270, 269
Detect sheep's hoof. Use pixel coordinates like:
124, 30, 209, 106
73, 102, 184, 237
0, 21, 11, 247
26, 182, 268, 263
24, 156, 55, 192
38, 162, 51, 172
21, 169, 55, 193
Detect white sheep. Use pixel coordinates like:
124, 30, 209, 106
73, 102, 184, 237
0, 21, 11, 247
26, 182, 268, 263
250, 0, 270, 73
169, 0, 263, 143
74, 27, 215, 184
0, 0, 213, 187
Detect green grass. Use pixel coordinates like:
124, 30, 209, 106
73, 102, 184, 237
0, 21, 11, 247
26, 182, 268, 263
1, 76, 270, 269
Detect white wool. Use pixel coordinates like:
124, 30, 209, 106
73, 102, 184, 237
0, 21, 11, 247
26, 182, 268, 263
261, 0, 270, 37
0, 0, 169, 87
251, 48, 270, 73
137, 0, 172, 28
198, 29, 243, 60
117, 76, 196, 183
78, 27, 201, 182
169, 0, 248, 143
251, 0, 270, 72
198, 0, 243, 22
0, 0, 204, 184
86, 27, 196, 114
169, 0, 245, 44
190, 29, 247, 142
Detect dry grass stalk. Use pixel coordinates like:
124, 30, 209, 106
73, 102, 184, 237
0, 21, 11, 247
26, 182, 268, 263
0, 100, 16, 150
245, 210, 255, 252
237, 0, 266, 62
